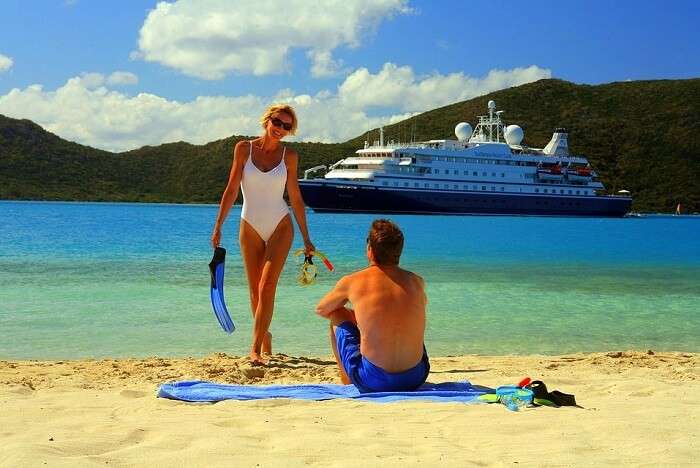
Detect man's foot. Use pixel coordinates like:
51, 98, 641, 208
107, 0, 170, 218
262, 331, 273, 356
249, 350, 267, 366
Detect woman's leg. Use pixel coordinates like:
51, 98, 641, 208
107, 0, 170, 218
251, 215, 293, 364
239, 220, 270, 360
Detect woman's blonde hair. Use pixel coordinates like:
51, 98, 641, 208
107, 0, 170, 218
260, 104, 298, 135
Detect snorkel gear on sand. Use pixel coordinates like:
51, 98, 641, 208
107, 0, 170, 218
293, 248, 334, 286
208, 247, 235, 334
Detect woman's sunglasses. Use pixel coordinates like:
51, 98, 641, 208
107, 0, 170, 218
270, 117, 293, 131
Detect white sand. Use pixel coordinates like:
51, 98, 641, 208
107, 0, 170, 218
1, 351, 698, 467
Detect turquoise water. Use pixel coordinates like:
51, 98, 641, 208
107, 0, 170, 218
1, 201, 699, 359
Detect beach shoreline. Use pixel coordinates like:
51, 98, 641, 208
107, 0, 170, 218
2, 351, 698, 467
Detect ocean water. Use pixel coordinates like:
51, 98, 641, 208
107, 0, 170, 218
1, 201, 698, 359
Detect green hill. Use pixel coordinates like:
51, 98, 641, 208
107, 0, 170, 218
1, 78, 699, 211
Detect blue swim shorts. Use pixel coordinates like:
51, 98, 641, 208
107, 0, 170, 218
334, 321, 430, 393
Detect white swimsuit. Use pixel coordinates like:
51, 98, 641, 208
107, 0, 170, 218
241, 141, 289, 242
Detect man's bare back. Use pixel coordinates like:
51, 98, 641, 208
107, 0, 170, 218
339, 265, 426, 372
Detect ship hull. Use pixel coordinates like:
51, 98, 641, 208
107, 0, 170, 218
299, 180, 631, 217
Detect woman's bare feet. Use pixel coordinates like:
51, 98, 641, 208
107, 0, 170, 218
262, 331, 273, 356
249, 349, 267, 366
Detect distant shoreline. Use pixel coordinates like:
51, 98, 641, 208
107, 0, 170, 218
4, 199, 699, 216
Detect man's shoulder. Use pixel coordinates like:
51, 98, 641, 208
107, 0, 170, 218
341, 268, 370, 283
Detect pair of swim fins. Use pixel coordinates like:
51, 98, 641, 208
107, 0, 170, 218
208, 247, 235, 334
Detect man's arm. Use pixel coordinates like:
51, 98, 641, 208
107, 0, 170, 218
315, 276, 351, 318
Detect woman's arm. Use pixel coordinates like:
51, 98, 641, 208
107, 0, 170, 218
285, 148, 315, 253
211, 141, 248, 248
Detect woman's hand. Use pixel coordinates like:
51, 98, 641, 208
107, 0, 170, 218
304, 238, 315, 256
211, 227, 222, 249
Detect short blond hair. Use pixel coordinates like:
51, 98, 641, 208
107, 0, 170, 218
260, 104, 298, 135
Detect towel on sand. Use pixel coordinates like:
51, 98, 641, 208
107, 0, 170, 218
157, 380, 486, 403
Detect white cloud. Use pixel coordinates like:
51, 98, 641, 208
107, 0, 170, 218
107, 71, 139, 86
0, 54, 14, 72
339, 63, 552, 112
135, 0, 411, 79
307, 50, 345, 78
78, 72, 106, 89
0, 64, 551, 152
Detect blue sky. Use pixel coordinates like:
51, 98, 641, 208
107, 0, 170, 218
0, 0, 698, 151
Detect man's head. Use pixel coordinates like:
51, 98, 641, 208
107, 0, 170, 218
366, 219, 404, 266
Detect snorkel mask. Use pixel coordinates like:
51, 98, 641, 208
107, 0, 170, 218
293, 248, 334, 286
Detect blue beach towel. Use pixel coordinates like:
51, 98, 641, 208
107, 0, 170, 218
157, 380, 487, 404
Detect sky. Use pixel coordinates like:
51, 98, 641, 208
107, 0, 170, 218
0, 0, 698, 152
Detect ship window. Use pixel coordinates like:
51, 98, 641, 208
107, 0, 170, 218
500, 187, 505, 192
568, 190, 572, 194
444, 184, 449, 189
454, 185, 458, 189
464, 170, 468, 175
501, 173, 505, 177
394, 182, 398, 187
425, 183, 429, 188
434, 184, 439, 188
483, 172, 487, 176
382, 181, 388, 186
435, 169, 440, 174
560, 189, 564, 194
482, 186, 486, 191
414, 183, 420, 188
535, 188, 539, 193
473, 185, 478, 190
463, 185, 468, 190
473, 171, 478, 176
576, 190, 580, 195
544, 189, 548, 193
492, 172, 496, 177
491, 186, 496, 191
454, 170, 458, 175
404, 182, 409, 187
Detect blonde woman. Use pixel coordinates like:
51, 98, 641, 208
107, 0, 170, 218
212, 104, 314, 365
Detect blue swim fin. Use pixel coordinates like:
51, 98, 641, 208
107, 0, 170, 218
208, 247, 235, 334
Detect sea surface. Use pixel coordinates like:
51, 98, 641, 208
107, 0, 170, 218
1, 201, 699, 359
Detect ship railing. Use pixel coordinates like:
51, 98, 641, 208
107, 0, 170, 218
365, 142, 422, 150
303, 165, 327, 179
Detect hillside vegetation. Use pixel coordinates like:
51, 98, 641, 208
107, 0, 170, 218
1, 78, 698, 211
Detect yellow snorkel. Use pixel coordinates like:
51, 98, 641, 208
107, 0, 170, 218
293, 248, 335, 286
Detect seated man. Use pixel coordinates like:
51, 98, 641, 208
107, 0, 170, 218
316, 219, 429, 393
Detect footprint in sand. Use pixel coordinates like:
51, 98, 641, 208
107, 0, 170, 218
242, 367, 266, 379
120, 390, 148, 399
628, 388, 655, 397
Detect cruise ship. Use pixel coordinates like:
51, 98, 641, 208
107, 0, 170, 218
298, 101, 632, 216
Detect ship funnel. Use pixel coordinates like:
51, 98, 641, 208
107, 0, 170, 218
379, 127, 384, 147
543, 128, 569, 157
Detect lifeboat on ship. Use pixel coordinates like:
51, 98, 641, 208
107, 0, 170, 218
536, 162, 564, 181
566, 164, 593, 183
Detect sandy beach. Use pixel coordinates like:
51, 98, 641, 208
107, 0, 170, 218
1, 351, 698, 467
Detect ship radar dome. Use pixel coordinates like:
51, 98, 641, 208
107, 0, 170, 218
455, 122, 473, 141
488, 100, 496, 110
504, 125, 524, 145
